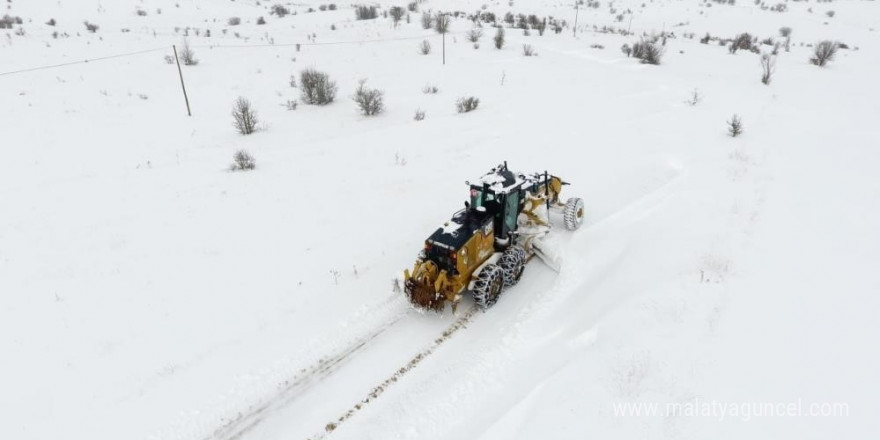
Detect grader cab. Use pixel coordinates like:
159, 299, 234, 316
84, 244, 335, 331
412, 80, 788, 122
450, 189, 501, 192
403, 162, 585, 312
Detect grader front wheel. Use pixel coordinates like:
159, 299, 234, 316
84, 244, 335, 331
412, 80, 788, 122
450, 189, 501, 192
563, 197, 585, 231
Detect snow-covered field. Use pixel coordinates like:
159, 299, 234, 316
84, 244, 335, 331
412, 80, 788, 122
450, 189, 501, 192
2, 0, 879, 439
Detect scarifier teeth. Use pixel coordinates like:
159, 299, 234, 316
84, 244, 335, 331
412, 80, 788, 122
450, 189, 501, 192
404, 279, 445, 312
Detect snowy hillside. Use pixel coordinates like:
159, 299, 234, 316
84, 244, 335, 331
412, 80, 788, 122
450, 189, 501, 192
1, 0, 878, 439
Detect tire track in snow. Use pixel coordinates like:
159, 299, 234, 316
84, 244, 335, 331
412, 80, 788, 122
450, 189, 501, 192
306, 305, 482, 440
202, 294, 411, 440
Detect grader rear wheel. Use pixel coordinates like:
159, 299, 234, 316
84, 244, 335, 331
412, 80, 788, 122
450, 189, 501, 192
499, 245, 526, 288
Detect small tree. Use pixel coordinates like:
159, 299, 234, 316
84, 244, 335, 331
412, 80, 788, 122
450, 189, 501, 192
466, 26, 483, 43
456, 97, 480, 113
300, 68, 338, 104
352, 80, 385, 116
179, 38, 198, 66
760, 53, 775, 85
418, 39, 431, 55
727, 114, 743, 137
493, 27, 505, 49
810, 40, 837, 66
779, 27, 792, 52
231, 150, 256, 171
434, 12, 450, 34
420, 11, 432, 29
621, 43, 632, 57
232, 97, 258, 135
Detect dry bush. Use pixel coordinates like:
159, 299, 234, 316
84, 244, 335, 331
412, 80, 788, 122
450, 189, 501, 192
422, 84, 439, 94
456, 97, 480, 113
228, 17, 241, 26
418, 39, 431, 55
729, 32, 753, 53
271, 4, 290, 17
466, 27, 483, 43
390, 6, 405, 25
434, 12, 450, 33
231, 150, 256, 171
810, 40, 837, 66
621, 43, 632, 56
414, 108, 426, 121
632, 39, 663, 64
522, 44, 536, 56
355, 5, 378, 20
179, 38, 198, 65
352, 79, 385, 116
300, 68, 337, 104
727, 114, 743, 137
421, 11, 432, 29
232, 97, 259, 135
83, 21, 99, 32
493, 27, 505, 49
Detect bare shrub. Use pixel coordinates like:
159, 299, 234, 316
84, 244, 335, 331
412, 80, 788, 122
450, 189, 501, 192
422, 84, 439, 94
418, 39, 431, 55
727, 114, 743, 137
179, 38, 198, 65
621, 43, 632, 57
83, 21, 99, 32
390, 6, 405, 25
232, 97, 259, 135
729, 32, 753, 53
685, 89, 701, 106
271, 4, 290, 17
632, 39, 663, 64
779, 26, 792, 38
355, 5, 378, 20
231, 150, 256, 171
826, 10, 835, 18
434, 12, 450, 34
228, 17, 241, 26
300, 69, 338, 104
352, 79, 384, 116
46, 18, 57, 26
408, 2, 419, 12
285, 99, 298, 110
257, 16, 266, 25
456, 97, 480, 113
522, 44, 536, 56
493, 27, 505, 49
414, 108, 426, 121
466, 26, 483, 43
760, 53, 775, 85
810, 40, 837, 66
136, 9, 148, 17
421, 12, 432, 29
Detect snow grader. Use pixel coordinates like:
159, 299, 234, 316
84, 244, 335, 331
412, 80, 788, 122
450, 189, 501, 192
403, 162, 585, 312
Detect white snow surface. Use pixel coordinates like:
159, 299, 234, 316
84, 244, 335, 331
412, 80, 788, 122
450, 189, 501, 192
1, 1, 879, 439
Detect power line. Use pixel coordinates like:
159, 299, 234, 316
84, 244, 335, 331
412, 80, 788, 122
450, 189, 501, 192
0, 47, 166, 77
0, 32, 455, 77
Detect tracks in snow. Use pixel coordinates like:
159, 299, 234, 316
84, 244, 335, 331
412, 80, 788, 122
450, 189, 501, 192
308, 305, 481, 440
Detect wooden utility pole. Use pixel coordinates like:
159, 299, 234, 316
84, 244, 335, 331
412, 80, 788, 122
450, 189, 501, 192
172, 45, 192, 117
573, 1, 579, 38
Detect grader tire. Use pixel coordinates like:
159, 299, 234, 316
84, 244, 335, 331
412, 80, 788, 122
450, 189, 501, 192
472, 264, 504, 310
563, 197, 585, 231
499, 246, 526, 288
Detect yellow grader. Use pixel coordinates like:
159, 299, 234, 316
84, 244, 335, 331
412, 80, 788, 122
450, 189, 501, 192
403, 162, 585, 312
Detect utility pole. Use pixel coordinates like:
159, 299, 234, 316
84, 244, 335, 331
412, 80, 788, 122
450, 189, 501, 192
172, 45, 192, 117
443, 30, 446, 65
573, 1, 579, 38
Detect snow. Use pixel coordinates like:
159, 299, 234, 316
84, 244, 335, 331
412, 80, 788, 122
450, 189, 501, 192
1, 1, 879, 440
